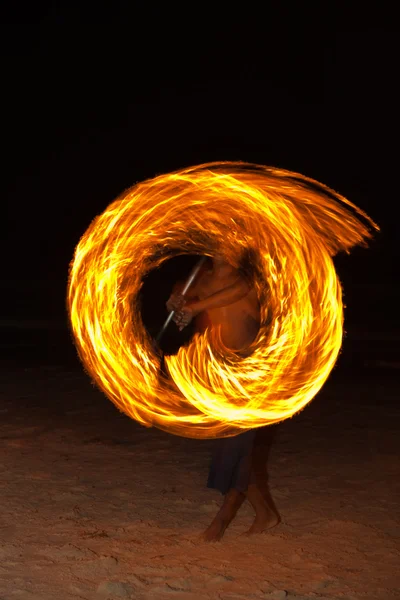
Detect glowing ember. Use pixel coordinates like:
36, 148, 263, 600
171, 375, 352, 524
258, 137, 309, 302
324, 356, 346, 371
67, 162, 378, 438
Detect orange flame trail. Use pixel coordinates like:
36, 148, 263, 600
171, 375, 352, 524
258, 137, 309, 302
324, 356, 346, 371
67, 162, 378, 438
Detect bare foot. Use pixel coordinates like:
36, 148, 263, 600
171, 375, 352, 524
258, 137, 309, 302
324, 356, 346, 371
242, 483, 280, 535
199, 516, 229, 542
242, 507, 280, 536
200, 489, 245, 542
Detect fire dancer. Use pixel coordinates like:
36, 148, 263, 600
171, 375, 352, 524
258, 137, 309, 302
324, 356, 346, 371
166, 255, 280, 541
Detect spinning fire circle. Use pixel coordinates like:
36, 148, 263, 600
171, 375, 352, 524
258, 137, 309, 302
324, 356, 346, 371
67, 162, 377, 438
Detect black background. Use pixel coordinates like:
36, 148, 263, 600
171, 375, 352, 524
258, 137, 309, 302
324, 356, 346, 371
2, 10, 399, 338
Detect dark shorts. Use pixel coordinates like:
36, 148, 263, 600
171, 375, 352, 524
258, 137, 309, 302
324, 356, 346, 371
207, 425, 279, 495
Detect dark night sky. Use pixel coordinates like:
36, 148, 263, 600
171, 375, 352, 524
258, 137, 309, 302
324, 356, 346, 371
2, 12, 399, 324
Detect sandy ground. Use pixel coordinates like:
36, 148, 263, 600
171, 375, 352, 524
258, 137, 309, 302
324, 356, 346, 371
0, 357, 399, 600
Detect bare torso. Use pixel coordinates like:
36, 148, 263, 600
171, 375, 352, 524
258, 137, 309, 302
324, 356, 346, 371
193, 268, 260, 351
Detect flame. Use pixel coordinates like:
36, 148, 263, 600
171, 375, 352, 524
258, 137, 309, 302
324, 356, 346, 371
67, 162, 378, 438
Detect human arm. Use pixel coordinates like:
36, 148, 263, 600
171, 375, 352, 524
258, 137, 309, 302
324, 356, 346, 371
189, 278, 250, 314
174, 278, 251, 330
166, 281, 199, 313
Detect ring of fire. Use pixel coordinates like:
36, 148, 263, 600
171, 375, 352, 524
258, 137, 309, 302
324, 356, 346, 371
67, 162, 377, 439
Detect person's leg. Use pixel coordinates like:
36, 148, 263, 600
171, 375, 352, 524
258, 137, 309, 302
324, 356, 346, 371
201, 488, 246, 542
202, 430, 255, 541
243, 425, 280, 535
243, 484, 280, 535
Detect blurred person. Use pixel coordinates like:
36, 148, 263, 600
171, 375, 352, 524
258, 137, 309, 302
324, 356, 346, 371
166, 254, 280, 541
